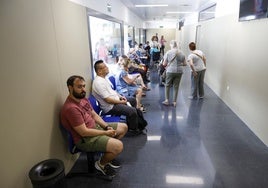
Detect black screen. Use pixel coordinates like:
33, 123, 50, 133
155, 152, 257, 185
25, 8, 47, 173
239, 0, 268, 21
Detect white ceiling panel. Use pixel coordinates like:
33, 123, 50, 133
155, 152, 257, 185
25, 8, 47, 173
120, 0, 217, 21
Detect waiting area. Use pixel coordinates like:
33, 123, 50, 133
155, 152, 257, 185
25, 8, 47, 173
64, 67, 268, 188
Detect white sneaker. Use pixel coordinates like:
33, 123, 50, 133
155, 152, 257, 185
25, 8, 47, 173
162, 101, 169, 105
95, 160, 116, 177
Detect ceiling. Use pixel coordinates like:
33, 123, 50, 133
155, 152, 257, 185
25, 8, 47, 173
119, 0, 217, 21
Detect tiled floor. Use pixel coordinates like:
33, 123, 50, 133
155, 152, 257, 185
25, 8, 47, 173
65, 68, 268, 188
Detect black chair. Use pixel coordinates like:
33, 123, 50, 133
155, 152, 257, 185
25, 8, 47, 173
59, 124, 113, 181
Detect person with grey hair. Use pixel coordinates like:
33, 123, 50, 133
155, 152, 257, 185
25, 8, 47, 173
162, 40, 187, 107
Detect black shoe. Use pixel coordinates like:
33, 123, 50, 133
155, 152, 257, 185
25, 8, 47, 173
95, 161, 116, 177
108, 159, 121, 169
128, 129, 142, 135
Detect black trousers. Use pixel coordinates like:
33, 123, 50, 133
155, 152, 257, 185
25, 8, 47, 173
107, 97, 138, 130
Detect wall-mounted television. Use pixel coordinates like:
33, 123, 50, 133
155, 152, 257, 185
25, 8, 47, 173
239, 0, 268, 21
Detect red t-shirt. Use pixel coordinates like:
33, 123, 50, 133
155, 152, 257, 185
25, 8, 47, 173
60, 96, 95, 144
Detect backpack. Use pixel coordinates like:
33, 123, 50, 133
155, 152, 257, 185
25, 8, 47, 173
152, 51, 160, 61
136, 108, 148, 131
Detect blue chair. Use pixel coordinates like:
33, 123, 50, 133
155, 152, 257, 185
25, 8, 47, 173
108, 75, 116, 90
59, 124, 113, 181
88, 94, 102, 115
88, 94, 126, 122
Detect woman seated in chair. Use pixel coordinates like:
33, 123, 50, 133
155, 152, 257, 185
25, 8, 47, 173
116, 58, 146, 112
119, 55, 150, 91
127, 50, 150, 84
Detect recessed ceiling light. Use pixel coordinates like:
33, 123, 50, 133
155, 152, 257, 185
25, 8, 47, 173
166, 11, 193, 14
135, 4, 168, 8
180, 4, 191, 7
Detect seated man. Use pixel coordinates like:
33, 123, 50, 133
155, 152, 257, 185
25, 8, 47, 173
60, 75, 128, 177
92, 60, 140, 133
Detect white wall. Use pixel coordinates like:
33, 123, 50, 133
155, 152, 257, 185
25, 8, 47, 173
144, 20, 178, 29
0, 0, 91, 187
146, 29, 176, 46
181, 0, 268, 146
202, 15, 268, 145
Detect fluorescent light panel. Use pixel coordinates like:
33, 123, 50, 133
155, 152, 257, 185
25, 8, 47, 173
135, 4, 168, 8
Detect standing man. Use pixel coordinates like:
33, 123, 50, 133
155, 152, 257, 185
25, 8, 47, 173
92, 60, 141, 134
61, 75, 128, 177
187, 42, 207, 99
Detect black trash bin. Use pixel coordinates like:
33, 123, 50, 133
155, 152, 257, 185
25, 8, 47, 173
29, 159, 65, 188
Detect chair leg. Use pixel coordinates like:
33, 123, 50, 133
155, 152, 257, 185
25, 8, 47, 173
66, 152, 113, 181
86, 152, 95, 173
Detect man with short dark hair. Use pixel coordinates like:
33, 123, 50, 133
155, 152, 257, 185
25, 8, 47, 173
92, 60, 141, 133
61, 75, 128, 177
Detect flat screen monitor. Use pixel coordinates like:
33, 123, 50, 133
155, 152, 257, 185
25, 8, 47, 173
239, 0, 268, 21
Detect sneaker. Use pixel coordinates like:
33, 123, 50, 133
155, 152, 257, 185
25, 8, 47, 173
199, 96, 204, 99
95, 160, 116, 177
162, 101, 169, 106
108, 159, 121, 169
142, 87, 151, 91
138, 106, 146, 113
188, 96, 197, 100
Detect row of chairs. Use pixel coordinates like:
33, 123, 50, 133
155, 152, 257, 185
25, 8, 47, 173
60, 94, 125, 181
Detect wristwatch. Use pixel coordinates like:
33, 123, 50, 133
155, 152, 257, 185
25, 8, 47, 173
104, 125, 110, 130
